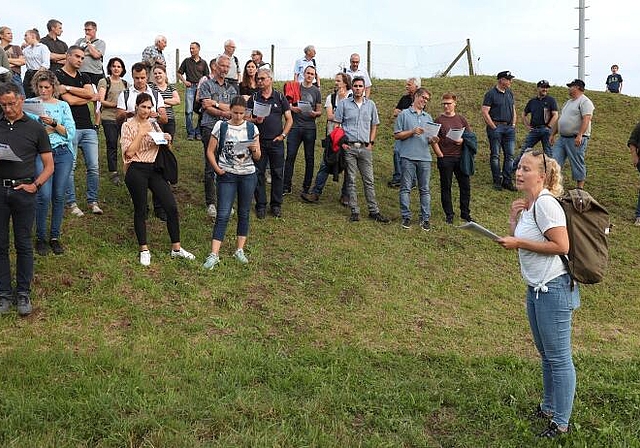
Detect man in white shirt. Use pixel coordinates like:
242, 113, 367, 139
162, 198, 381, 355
344, 53, 372, 98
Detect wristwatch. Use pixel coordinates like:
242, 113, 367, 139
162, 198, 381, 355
369, 140, 375, 146
65, 86, 71, 92
51, 119, 58, 128
281, 133, 287, 139
214, 101, 219, 108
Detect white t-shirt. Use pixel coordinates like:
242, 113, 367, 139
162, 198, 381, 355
514, 190, 567, 287
211, 120, 260, 175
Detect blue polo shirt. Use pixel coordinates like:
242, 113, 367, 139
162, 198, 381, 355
248, 89, 290, 140
524, 95, 558, 127
483, 86, 515, 123
394, 107, 434, 162
334, 96, 379, 143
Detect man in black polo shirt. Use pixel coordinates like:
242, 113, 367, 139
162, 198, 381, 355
481, 70, 517, 191
518, 80, 558, 163
178, 42, 209, 141
247, 67, 293, 218
40, 19, 68, 72
0, 83, 54, 316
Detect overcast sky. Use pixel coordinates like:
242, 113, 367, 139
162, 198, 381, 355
5, 0, 639, 95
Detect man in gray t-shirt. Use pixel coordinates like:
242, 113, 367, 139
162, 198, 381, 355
284, 65, 322, 195
551, 78, 595, 189
74, 21, 105, 86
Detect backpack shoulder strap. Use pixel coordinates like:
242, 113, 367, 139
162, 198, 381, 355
532, 194, 573, 285
218, 121, 228, 153
246, 121, 255, 140
123, 89, 130, 108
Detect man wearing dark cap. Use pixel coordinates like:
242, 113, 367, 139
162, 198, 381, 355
481, 70, 517, 191
520, 80, 558, 157
550, 79, 594, 189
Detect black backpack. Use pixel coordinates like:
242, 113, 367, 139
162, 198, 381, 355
217, 120, 255, 163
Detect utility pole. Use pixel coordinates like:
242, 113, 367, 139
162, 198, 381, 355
575, 0, 589, 80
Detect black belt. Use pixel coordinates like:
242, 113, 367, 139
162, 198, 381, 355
560, 134, 588, 139
533, 125, 549, 129
493, 121, 510, 124
2, 177, 34, 188
347, 141, 368, 146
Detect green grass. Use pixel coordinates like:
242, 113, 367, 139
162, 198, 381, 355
1, 76, 639, 447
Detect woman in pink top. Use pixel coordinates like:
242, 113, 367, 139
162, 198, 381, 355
120, 93, 195, 266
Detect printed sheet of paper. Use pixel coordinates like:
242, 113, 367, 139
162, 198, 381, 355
458, 221, 500, 241
422, 121, 441, 139
446, 127, 465, 141
23, 99, 45, 117
0, 143, 23, 162
148, 132, 168, 145
297, 100, 313, 114
252, 101, 272, 118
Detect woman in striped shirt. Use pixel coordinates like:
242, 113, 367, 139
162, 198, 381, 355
151, 64, 180, 140
121, 93, 194, 266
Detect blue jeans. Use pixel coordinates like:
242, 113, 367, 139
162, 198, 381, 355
392, 141, 401, 183
310, 158, 347, 197
36, 145, 74, 241
0, 186, 36, 296
11, 72, 25, 97
184, 85, 198, 138
399, 157, 431, 221
526, 273, 580, 428
284, 127, 316, 193
66, 128, 100, 205
255, 139, 284, 211
486, 124, 516, 184
552, 136, 589, 182
514, 126, 553, 169
213, 172, 258, 242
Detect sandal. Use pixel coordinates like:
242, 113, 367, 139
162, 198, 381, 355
538, 421, 569, 438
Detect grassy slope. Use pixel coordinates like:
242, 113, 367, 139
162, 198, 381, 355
1, 76, 639, 447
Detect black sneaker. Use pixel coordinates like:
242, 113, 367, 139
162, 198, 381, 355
271, 207, 282, 218
446, 216, 454, 225
420, 220, 431, 231
387, 180, 401, 188
0, 293, 12, 314
538, 421, 569, 438
462, 215, 474, 223
339, 195, 349, 207
36, 239, 50, 256
16, 293, 32, 316
256, 209, 266, 219
349, 212, 360, 222
301, 192, 319, 203
401, 217, 411, 229
283, 187, 292, 195
49, 238, 64, 255
502, 181, 518, 192
369, 212, 390, 223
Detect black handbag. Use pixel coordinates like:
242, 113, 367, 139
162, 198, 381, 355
151, 122, 178, 184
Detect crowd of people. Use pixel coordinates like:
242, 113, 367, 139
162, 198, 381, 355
1, 20, 639, 439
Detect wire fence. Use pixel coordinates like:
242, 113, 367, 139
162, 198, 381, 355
109, 40, 478, 86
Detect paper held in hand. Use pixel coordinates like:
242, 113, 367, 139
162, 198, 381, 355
252, 101, 272, 118
422, 121, 441, 139
0, 143, 23, 162
148, 132, 168, 145
297, 100, 313, 114
23, 99, 45, 117
446, 127, 465, 141
458, 221, 500, 241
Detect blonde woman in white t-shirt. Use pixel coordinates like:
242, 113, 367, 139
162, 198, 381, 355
497, 148, 579, 438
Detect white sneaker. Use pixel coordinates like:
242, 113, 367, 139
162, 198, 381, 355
171, 247, 195, 260
139, 250, 151, 266
234, 248, 249, 264
90, 202, 103, 215
207, 204, 217, 218
635, 217, 640, 226
69, 203, 84, 217
202, 252, 220, 270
